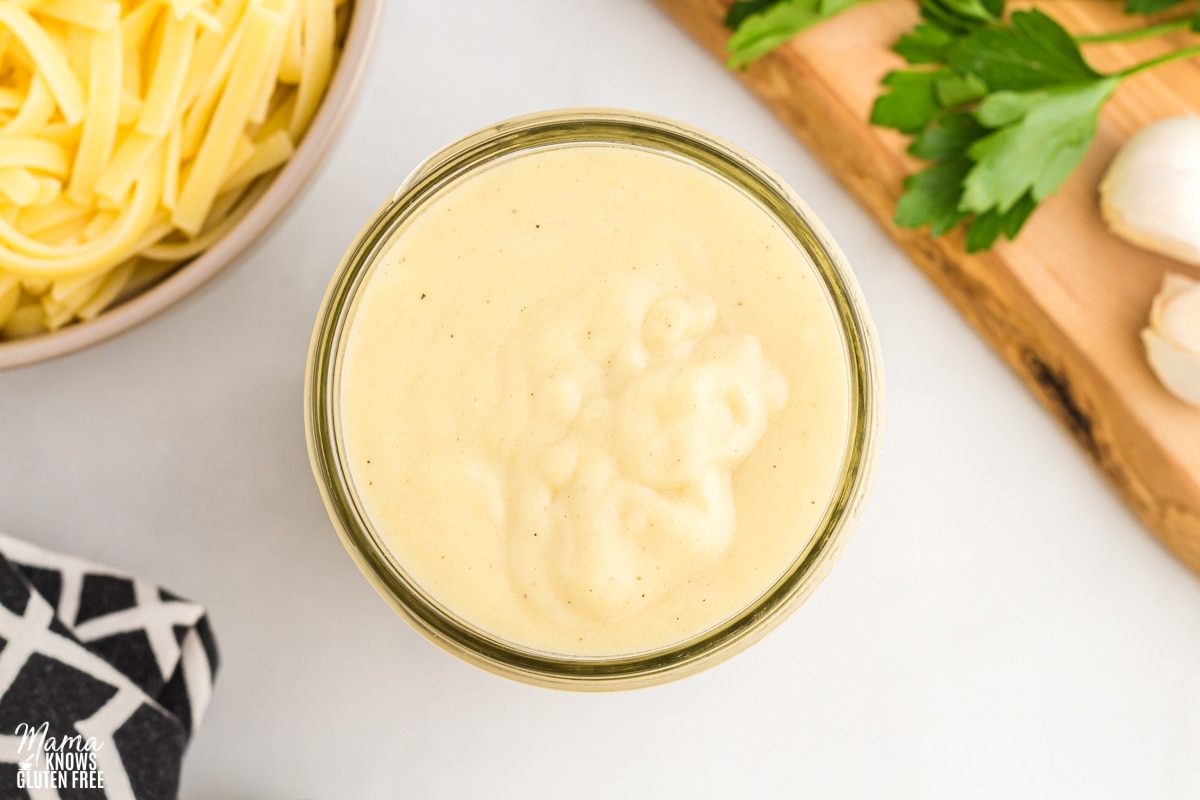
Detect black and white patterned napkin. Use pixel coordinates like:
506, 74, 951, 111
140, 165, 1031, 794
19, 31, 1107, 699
0, 532, 218, 799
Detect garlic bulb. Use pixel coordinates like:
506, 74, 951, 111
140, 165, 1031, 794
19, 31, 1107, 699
1101, 116, 1200, 265
1143, 273, 1200, 407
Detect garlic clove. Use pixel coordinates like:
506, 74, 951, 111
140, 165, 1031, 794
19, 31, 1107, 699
1150, 274, 1200, 356
1143, 328, 1200, 406
1155, 273, 1199, 308
1100, 116, 1200, 266
1142, 272, 1200, 406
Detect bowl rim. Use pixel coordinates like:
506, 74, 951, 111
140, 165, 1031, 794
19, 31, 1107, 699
0, 0, 386, 370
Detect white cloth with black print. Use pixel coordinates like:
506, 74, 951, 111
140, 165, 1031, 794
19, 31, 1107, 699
0, 532, 217, 800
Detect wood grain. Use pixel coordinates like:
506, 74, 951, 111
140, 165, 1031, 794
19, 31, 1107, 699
651, 0, 1200, 573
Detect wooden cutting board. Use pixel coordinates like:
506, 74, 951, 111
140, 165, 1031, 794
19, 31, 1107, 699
651, 0, 1200, 574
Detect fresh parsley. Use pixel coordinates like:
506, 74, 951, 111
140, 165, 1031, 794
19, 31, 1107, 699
871, 6, 1198, 250
724, 0, 1200, 251
944, 9, 1102, 91
960, 78, 1119, 217
723, 0, 871, 68
725, 0, 785, 29
918, 0, 1003, 32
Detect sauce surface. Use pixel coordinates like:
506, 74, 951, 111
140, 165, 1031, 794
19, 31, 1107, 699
339, 145, 850, 656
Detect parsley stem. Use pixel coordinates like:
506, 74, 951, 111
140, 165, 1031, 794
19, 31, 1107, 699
1076, 18, 1191, 45
1119, 42, 1200, 77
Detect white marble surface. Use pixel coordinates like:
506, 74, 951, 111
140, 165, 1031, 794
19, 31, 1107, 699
2, 1, 1199, 797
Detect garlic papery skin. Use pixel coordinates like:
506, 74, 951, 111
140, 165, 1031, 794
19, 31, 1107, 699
1142, 273, 1200, 407
1101, 116, 1200, 265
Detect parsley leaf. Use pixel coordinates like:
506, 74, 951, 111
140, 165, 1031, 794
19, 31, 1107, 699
919, 0, 1003, 33
895, 159, 972, 236
894, 115, 1039, 251
724, 0, 785, 30
880, 7, 1128, 249
965, 193, 1037, 251
895, 0, 1004, 65
947, 9, 1102, 91
870, 70, 945, 133
935, 71, 987, 106
893, 23, 957, 64
725, 0, 870, 68
870, 67, 985, 132
908, 111, 987, 160
893, 114, 983, 237
961, 78, 1120, 213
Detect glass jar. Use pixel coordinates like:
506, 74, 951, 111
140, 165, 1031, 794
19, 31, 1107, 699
305, 109, 884, 690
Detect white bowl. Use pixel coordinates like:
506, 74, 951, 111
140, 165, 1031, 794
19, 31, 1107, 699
0, 0, 385, 370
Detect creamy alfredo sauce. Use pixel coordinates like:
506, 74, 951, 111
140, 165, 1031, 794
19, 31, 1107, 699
339, 144, 850, 656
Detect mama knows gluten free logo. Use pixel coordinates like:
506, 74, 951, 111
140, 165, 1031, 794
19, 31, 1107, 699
14, 722, 106, 790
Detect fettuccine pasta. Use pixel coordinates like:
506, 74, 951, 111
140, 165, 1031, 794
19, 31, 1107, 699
0, 0, 349, 340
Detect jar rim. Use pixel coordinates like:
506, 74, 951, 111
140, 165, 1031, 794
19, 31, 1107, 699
304, 108, 885, 690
